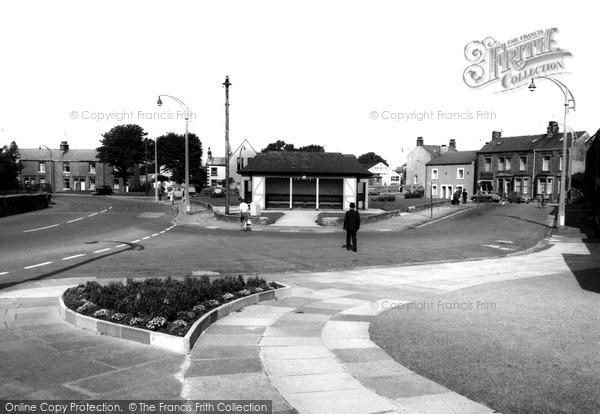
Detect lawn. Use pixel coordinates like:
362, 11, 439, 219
370, 271, 600, 414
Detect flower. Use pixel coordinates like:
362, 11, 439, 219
177, 311, 196, 320
93, 309, 109, 318
170, 319, 188, 328
193, 304, 206, 313
252, 287, 264, 294
222, 293, 235, 301
207, 299, 220, 308
238, 289, 251, 297
146, 317, 167, 330
128, 317, 144, 326
111, 313, 125, 321
76, 301, 97, 314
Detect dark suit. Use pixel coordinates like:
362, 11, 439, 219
343, 208, 360, 251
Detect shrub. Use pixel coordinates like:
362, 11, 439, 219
404, 191, 424, 199
376, 194, 396, 202
63, 274, 280, 336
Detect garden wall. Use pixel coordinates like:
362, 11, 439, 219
0, 194, 51, 217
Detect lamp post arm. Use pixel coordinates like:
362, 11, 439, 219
532, 76, 576, 111
158, 94, 192, 117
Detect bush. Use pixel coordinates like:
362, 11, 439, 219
63, 275, 279, 336
376, 194, 396, 202
404, 191, 424, 199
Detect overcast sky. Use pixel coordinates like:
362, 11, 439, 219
0, 1, 596, 168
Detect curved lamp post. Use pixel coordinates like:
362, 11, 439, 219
157, 95, 191, 214
528, 76, 576, 231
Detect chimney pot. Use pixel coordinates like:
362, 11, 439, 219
416, 136, 424, 147
449, 139, 456, 150
492, 131, 502, 141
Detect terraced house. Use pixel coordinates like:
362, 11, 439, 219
476, 122, 592, 201
19, 141, 139, 192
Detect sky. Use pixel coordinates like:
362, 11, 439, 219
0, 1, 597, 169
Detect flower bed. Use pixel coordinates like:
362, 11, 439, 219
62, 275, 280, 337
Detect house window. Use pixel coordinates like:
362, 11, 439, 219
63, 178, 70, 189
40, 178, 46, 184
538, 177, 553, 195
523, 178, 530, 194
519, 156, 527, 171
39, 162, 46, 173
90, 178, 96, 190
498, 157, 505, 171
113, 179, 120, 190
505, 157, 511, 170
391, 176, 399, 182
542, 156, 550, 171
431, 184, 438, 196
63, 162, 70, 173
559, 156, 563, 171
413, 175, 418, 184
431, 169, 438, 179
457, 168, 464, 179
484, 158, 491, 172
514, 178, 522, 193
211, 167, 218, 177
89, 163, 96, 174
237, 158, 244, 171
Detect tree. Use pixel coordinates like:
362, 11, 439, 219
298, 144, 325, 152
358, 152, 388, 166
261, 140, 324, 153
97, 124, 147, 188
0, 141, 22, 192
156, 132, 203, 185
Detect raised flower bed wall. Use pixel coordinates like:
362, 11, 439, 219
59, 283, 291, 354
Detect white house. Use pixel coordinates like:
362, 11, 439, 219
367, 162, 401, 186
206, 139, 258, 189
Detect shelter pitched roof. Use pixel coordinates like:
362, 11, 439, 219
427, 151, 478, 166
239, 152, 373, 177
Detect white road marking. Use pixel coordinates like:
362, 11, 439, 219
100, 209, 108, 213
131, 239, 141, 243
63, 254, 86, 260
152, 233, 160, 237
88, 212, 98, 217
482, 244, 516, 251
24, 262, 52, 269
205, 226, 218, 229
0, 271, 9, 276
115, 244, 127, 248
93, 248, 111, 253
23, 224, 59, 233
496, 240, 514, 244
67, 217, 84, 223
142, 236, 151, 240
159, 231, 165, 234
377, 229, 392, 232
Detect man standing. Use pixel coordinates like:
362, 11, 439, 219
343, 202, 360, 252
239, 198, 250, 231
462, 189, 468, 204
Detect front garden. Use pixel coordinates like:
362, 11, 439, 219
63, 275, 279, 337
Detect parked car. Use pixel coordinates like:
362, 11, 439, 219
507, 191, 530, 204
368, 188, 380, 196
92, 185, 113, 195
471, 191, 500, 203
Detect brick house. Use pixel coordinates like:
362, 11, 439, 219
405, 137, 457, 190
19, 141, 139, 192
426, 151, 478, 199
476, 122, 590, 201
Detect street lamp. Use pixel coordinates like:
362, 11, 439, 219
154, 136, 159, 202
556, 122, 577, 195
157, 94, 191, 214
528, 76, 576, 230
39, 144, 53, 191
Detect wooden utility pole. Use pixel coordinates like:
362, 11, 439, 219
224, 75, 232, 215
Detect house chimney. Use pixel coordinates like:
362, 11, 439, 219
547, 121, 559, 138
60, 141, 69, 152
492, 131, 501, 141
440, 144, 448, 154
449, 139, 456, 150
416, 136, 424, 147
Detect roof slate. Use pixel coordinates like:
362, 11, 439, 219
19, 148, 99, 162
239, 152, 373, 176
427, 150, 478, 166
478, 132, 585, 154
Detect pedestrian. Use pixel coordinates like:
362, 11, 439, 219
452, 189, 461, 205
239, 198, 250, 231
158, 186, 164, 201
343, 202, 360, 252
169, 189, 174, 205
462, 189, 468, 204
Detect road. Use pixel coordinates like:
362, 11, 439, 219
0, 195, 553, 288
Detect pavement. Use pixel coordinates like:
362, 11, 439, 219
1, 203, 599, 413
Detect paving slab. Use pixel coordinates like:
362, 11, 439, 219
260, 345, 331, 360
358, 374, 450, 400
283, 388, 400, 414
185, 357, 263, 377
394, 392, 496, 414
263, 357, 345, 377
269, 372, 363, 395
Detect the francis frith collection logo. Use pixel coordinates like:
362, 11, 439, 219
463, 28, 572, 91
